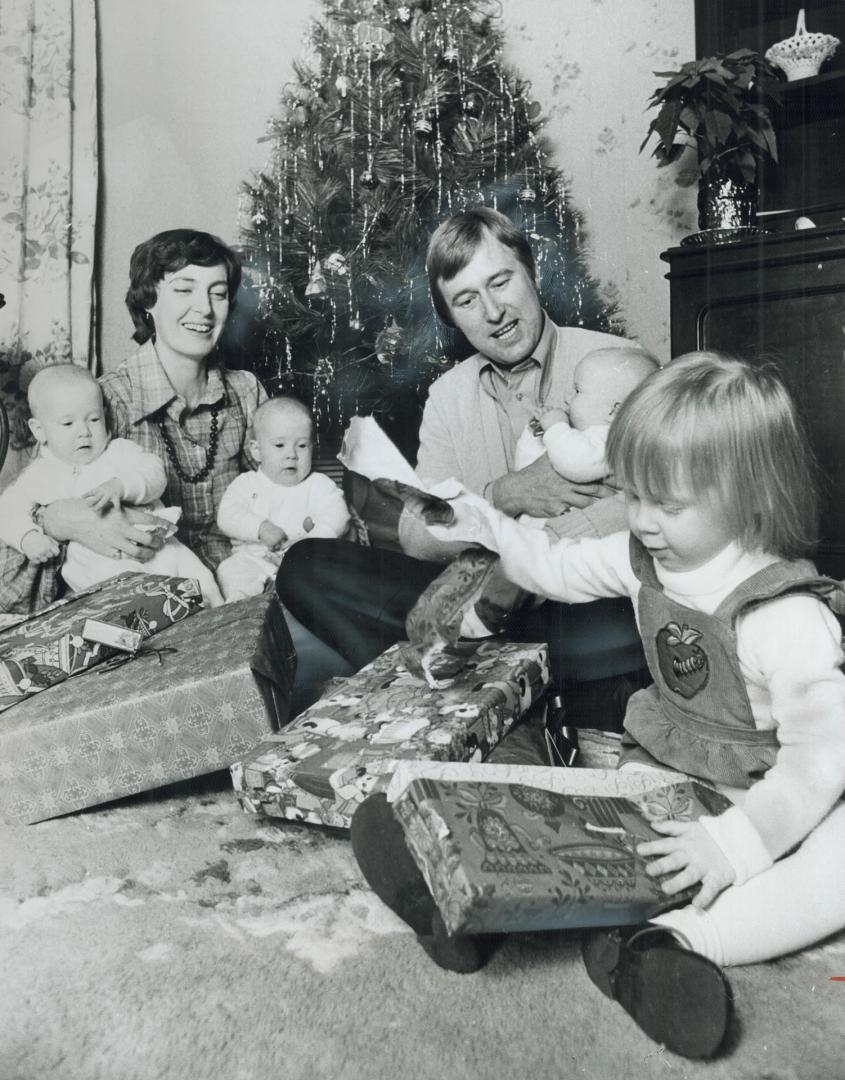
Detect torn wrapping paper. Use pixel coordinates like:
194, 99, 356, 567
0, 572, 202, 713
231, 639, 550, 830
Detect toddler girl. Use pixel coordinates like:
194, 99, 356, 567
353, 352, 845, 1060
0, 364, 223, 606
215, 396, 350, 602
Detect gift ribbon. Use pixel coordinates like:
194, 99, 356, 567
96, 644, 178, 673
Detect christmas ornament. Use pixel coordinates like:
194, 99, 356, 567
375, 317, 403, 364
283, 214, 295, 234
324, 252, 349, 275
335, 74, 350, 97
305, 260, 327, 297
463, 92, 483, 116
360, 154, 379, 188
349, 317, 364, 333
356, 21, 394, 58
517, 185, 537, 204
396, 5, 411, 22
414, 111, 432, 135
443, 45, 459, 62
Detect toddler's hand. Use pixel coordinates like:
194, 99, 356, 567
638, 819, 735, 909
258, 521, 287, 550
20, 529, 61, 564
302, 516, 315, 533
84, 478, 124, 512
538, 408, 568, 432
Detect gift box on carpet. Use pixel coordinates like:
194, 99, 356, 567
387, 762, 732, 934
232, 640, 550, 830
0, 592, 294, 825
0, 572, 203, 713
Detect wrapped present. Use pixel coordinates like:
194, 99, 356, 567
0, 592, 294, 825
388, 762, 732, 935
232, 640, 549, 830
0, 572, 202, 713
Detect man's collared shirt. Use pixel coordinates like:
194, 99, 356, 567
477, 315, 558, 470
100, 340, 267, 569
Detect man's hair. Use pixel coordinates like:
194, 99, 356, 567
251, 395, 314, 441
27, 363, 101, 420
605, 350, 818, 559
426, 208, 535, 327
125, 229, 242, 345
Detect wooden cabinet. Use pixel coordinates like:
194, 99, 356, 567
696, 1, 845, 230
661, 227, 845, 576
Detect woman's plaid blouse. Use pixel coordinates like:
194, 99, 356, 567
101, 341, 267, 570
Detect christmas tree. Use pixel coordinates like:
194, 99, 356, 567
238, 0, 623, 458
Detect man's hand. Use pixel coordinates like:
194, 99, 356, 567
84, 478, 124, 512
258, 521, 287, 550
40, 499, 167, 562
20, 529, 62, 564
638, 819, 735, 909
488, 454, 609, 518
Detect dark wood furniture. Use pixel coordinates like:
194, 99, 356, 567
696, 0, 845, 230
661, 226, 845, 576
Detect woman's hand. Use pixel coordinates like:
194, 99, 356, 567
638, 819, 736, 909
40, 498, 167, 562
488, 455, 607, 518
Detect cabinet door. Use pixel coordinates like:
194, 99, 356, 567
698, 287, 845, 576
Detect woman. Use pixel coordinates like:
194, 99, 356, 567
34, 229, 351, 708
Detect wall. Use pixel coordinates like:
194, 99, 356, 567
98, 0, 697, 371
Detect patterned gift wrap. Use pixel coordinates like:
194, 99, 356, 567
0, 572, 202, 713
391, 765, 731, 934
232, 640, 549, 830
0, 592, 294, 824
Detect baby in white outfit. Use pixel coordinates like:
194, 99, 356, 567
514, 346, 659, 526
0, 364, 223, 605
215, 396, 350, 602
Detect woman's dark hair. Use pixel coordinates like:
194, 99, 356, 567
125, 229, 242, 344
426, 207, 536, 327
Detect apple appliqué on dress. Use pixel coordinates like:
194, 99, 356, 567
656, 621, 709, 698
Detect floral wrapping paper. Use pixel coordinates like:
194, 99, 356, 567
392, 772, 731, 935
232, 640, 550, 830
0, 592, 294, 825
0, 572, 203, 712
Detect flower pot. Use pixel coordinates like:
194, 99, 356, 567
681, 168, 765, 246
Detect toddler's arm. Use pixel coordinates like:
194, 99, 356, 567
704, 595, 845, 882
424, 491, 634, 603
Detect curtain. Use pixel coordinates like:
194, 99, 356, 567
0, 0, 98, 485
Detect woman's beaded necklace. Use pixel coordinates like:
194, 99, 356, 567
157, 403, 220, 484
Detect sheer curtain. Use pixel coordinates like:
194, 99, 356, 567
0, 0, 98, 485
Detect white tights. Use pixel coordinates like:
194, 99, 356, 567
653, 802, 845, 966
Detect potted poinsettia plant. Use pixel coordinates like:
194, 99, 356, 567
641, 49, 783, 239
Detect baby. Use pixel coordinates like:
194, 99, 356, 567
514, 346, 659, 526
215, 396, 350, 602
0, 364, 223, 605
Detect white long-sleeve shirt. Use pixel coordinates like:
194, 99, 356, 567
514, 420, 610, 483
216, 468, 350, 554
430, 496, 845, 885
0, 439, 167, 551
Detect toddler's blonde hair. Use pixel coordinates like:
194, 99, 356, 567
606, 350, 818, 558
27, 363, 101, 420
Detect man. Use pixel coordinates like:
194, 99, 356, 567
278, 207, 647, 712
